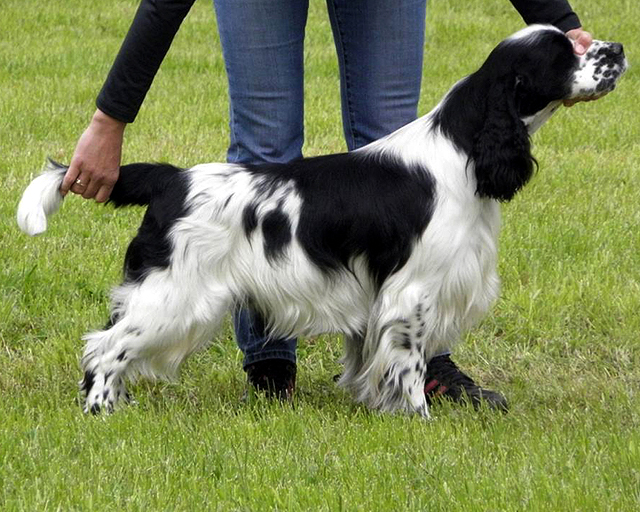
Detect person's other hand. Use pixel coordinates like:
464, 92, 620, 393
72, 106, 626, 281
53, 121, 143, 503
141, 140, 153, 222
61, 109, 126, 203
566, 27, 593, 55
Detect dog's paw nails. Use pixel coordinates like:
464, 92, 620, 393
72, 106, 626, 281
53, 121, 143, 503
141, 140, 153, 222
89, 403, 101, 415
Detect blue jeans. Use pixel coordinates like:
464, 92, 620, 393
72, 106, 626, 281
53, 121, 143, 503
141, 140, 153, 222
213, 0, 427, 368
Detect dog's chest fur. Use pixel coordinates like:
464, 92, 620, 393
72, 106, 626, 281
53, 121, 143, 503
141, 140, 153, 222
430, 192, 501, 336
378, 172, 501, 352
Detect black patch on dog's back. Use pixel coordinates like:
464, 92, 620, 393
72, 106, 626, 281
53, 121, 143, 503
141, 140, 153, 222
262, 208, 292, 262
246, 152, 435, 288
242, 203, 259, 237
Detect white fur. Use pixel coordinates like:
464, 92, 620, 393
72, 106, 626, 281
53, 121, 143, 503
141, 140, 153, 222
17, 160, 66, 236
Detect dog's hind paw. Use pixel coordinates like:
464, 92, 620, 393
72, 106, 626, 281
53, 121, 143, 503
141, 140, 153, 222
80, 369, 129, 415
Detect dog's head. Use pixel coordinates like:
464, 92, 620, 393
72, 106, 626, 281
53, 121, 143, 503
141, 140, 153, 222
461, 25, 627, 201
501, 26, 628, 127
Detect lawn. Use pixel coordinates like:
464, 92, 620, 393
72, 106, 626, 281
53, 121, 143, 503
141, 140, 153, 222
1, 0, 639, 510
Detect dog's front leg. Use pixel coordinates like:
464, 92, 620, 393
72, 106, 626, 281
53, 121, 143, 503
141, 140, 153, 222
350, 320, 430, 418
376, 322, 431, 418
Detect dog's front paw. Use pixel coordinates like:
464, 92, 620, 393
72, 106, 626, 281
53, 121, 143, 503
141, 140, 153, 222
80, 369, 130, 415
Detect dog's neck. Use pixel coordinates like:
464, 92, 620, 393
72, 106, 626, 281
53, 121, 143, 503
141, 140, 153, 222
521, 100, 562, 134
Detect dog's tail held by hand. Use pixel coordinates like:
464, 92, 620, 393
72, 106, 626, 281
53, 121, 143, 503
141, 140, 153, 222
17, 160, 186, 236
17, 159, 66, 236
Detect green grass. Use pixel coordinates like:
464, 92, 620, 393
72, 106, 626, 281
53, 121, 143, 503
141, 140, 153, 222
2, 0, 640, 509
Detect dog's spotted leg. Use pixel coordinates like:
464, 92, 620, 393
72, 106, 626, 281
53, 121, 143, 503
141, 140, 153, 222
355, 319, 431, 418
355, 294, 441, 418
80, 342, 133, 415
80, 365, 130, 415
381, 322, 431, 418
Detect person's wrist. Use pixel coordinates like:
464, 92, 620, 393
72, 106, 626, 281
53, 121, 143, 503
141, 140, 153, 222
90, 109, 126, 133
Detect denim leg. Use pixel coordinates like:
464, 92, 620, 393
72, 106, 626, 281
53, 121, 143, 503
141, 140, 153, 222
326, 0, 427, 150
213, 0, 308, 164
213, 0, 309, 367
233, 309, 297, 368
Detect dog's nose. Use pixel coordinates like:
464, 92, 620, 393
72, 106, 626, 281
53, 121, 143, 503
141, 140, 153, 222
611, 43, 624, 56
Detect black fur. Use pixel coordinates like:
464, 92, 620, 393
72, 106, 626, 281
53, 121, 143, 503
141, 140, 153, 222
110, 164, 190, 282
242, 202, 259, 237
79, 369, 95, 399
246, 152, 435, 288
261, 207, 292, 262
471, 75, 535, 202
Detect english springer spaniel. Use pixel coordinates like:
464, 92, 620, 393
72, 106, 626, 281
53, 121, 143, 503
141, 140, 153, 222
17, 25, 627, 417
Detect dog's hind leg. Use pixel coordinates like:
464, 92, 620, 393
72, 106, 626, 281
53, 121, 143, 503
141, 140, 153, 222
80, 270, 233, 414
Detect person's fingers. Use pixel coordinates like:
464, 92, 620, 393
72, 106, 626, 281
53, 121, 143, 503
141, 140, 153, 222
563, 91, 609, 107
94, 184, 115, 204
63, 162, 118, 201
577, 32, 593, 53
573, 37, 588, 55
91, 166, 119, 201
70, 174, 90, 195
566, 28, 593, 55
80, 176, 101, 199
71, 167, 118, 200
60, 162, 81, 196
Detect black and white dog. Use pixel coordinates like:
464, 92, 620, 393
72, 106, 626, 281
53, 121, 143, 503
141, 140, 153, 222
18, 25, 626, 417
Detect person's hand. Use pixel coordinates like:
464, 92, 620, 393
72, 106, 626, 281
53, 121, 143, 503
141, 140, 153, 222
61, 109, 126, 203
566, 27, 593, 55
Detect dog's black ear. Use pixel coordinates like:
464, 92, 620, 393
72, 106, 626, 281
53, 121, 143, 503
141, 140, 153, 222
471, 75, 535, 202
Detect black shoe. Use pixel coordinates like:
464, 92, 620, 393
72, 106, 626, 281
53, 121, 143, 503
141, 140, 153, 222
245, 359, 296, 401
424, 354, 508, 412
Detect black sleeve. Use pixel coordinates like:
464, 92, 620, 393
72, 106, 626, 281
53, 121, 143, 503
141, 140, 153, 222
509, 0, 581, 32
96, 0, 196, 123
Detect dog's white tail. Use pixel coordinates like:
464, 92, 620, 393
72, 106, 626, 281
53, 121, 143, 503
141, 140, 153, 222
17, 159, 68, 236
